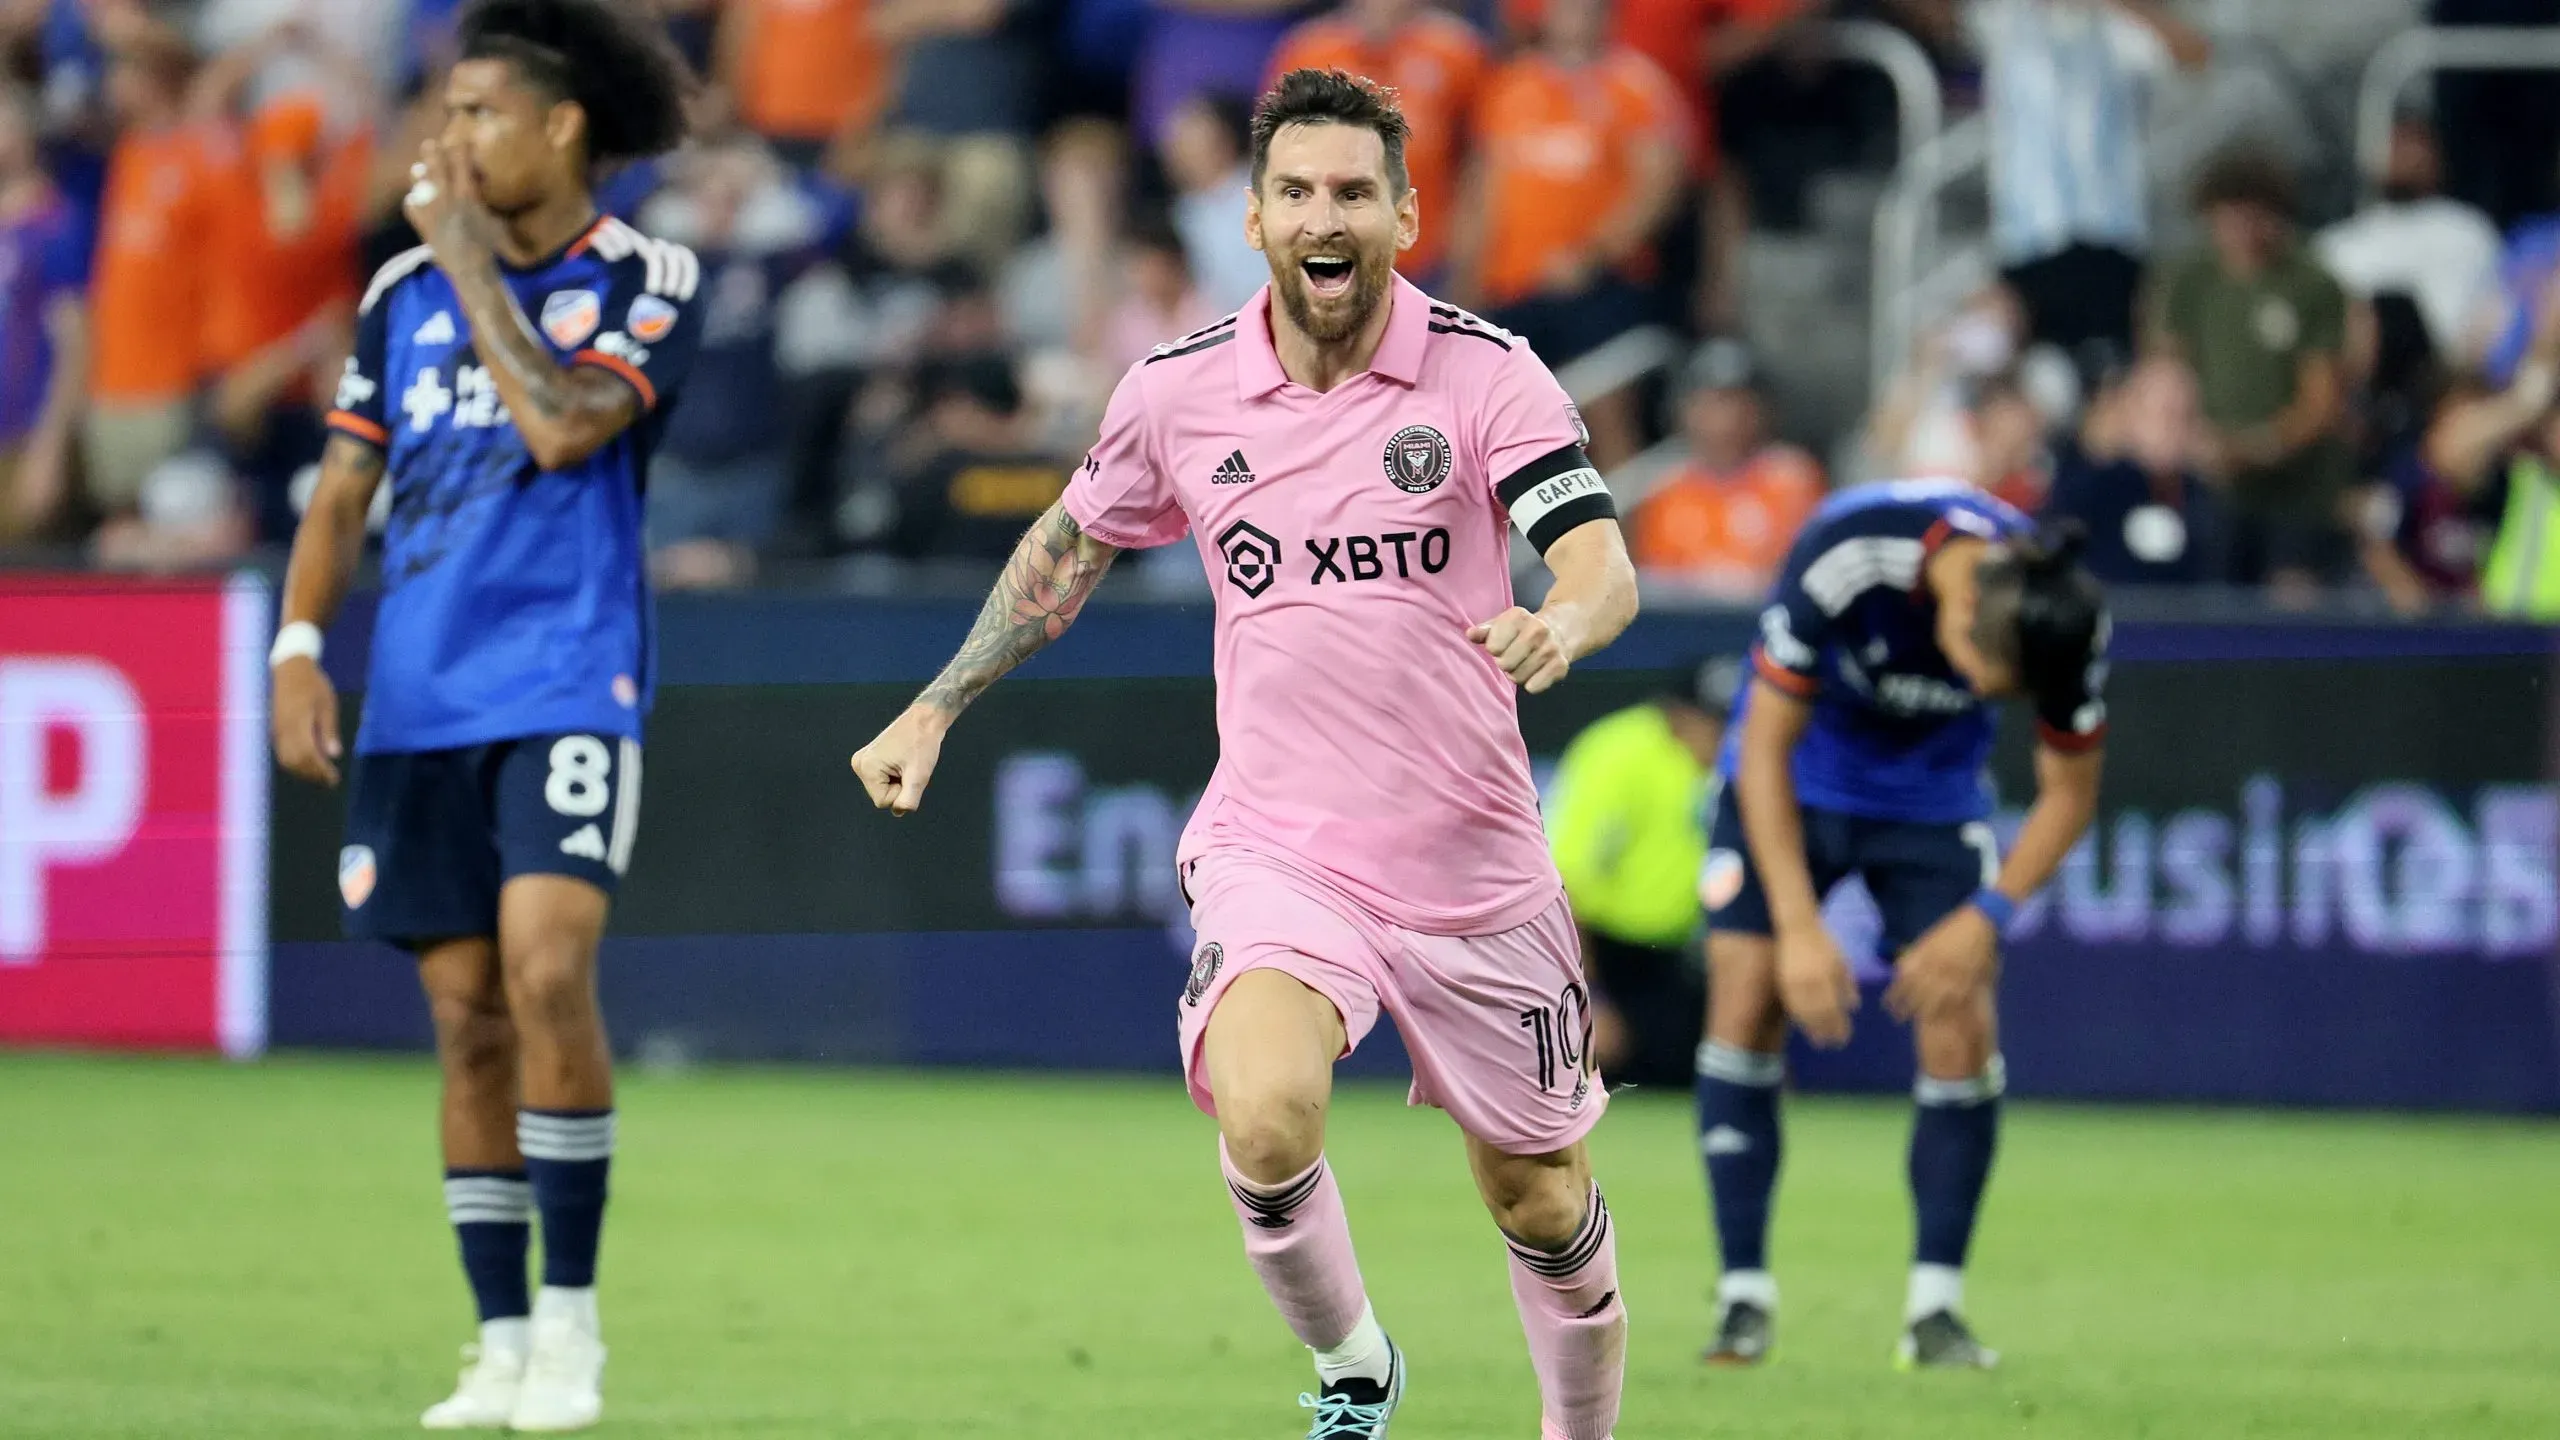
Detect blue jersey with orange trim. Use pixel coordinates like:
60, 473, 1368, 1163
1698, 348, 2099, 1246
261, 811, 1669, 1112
327, 217, 704, 754
1717, 480, 2110, 824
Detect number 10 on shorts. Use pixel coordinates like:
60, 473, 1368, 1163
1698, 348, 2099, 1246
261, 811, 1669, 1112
1520, 982, 1596, 1093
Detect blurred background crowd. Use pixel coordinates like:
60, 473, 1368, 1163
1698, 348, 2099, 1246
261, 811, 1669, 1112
4, 0, 2560, 616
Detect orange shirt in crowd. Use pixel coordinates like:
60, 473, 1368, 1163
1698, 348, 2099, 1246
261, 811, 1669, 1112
731, 0, 887, 144
1503, 0, 1804, 169
202, 97, 369, 374
1469, 49, 1686, 307
90, 124, 217, 405
1266, 11, 1489, 278
1629, 444, 1824, 596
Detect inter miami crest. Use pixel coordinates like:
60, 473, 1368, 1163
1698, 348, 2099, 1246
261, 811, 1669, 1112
1383, 424, 1453, 494
1184, 942, 1225, 1006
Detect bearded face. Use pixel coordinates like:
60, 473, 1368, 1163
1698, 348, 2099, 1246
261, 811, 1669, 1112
1249, 121, 1415, 345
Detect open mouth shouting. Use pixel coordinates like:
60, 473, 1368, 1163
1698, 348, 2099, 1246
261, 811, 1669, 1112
1300, 253, 1357, 300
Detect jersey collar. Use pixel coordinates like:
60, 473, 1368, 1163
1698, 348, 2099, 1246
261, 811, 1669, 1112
499, 212, 608, 275
1235, 273, 1432, 400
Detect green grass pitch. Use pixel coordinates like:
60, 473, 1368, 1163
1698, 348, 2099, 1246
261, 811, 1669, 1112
3, 1052, 2556, 1438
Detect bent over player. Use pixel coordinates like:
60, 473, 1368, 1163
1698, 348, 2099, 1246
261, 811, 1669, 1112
854, 70, 1641, 1440
268, 1, 698, 1429
1695, 482, 2108, 1370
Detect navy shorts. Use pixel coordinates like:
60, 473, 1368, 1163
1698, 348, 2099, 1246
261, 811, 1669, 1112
340, 733, 641, 948
1701, 787, 1999, 958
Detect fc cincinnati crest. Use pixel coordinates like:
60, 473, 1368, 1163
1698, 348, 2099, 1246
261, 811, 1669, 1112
1383, 424, 1453, 494
1184, 942, 1225, 1007
338, 845, 377, 909
628, 294, 679, 344
541, 289, 602, 348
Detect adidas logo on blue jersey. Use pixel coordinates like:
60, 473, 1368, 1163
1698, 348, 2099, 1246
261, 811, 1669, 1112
413, 310, 456, 346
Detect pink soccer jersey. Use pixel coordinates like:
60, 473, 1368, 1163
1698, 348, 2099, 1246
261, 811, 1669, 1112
1064, 277, 1611, 935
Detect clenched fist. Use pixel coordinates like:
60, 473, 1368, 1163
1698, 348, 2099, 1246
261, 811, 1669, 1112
850, 705, 951, 817
1468, 607, 1570, 694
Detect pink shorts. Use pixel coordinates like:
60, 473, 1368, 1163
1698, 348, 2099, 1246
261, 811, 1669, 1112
1176, 848, 1607, 1156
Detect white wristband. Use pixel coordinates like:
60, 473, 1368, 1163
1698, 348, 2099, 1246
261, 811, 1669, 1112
269, 620, 324, 668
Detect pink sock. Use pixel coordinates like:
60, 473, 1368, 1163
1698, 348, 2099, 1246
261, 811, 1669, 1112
1507, 1184, 1626, 1440
1220, 1141, 1371, 1351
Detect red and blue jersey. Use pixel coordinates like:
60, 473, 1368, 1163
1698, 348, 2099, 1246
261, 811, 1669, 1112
327, 216, 704, 755
1720, 480, 2110, 825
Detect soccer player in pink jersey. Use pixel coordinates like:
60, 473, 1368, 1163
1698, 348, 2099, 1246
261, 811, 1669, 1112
851, 68, 1639, 1440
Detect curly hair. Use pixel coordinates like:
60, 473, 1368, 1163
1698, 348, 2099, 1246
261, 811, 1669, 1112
457, 0, 694, 168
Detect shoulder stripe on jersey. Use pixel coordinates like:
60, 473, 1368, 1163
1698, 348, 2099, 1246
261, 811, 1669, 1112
1144, 329, 1237, 365
1428, 301, 1509, 334
1798, 536, 1925, 615
594, 217, 701, 301
1172, 313, 1241, 346
588, 220, 634, 261
360, 245, 435, 316
1427, 321, 1511, 350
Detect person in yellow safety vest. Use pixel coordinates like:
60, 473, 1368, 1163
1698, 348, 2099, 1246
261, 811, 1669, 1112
1547, 656, 1742, 1088
2428, 282, 2560, 618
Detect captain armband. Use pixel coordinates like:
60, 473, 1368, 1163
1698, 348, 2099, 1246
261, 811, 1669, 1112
1495, 444, 1616, 555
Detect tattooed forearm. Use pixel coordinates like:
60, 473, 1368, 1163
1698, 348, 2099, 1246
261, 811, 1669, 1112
436, 254, 635, 476
918, 504, 1120, 717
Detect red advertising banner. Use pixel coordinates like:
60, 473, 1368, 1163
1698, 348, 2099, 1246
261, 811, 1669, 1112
0, 573, 267, 1055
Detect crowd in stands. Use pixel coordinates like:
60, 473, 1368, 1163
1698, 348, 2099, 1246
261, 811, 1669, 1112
2, 0, 2557, 617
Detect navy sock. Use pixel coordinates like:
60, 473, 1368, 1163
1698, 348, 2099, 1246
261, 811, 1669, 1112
1695, 1042, 1785, 1275
444, 1168, 532, 1322
519, 1108, 614, 1289
1908, 1058, 2005, 1270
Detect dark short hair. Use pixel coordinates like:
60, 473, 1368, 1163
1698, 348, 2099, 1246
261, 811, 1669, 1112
458, 0, 694, 168
1973, 524, 2106, 718
2190, 146, 2298, 220
1250, 68, 1412, 196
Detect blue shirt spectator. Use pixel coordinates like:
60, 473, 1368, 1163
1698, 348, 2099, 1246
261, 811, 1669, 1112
0, 180, 87, 448
2482, 215, 2560, 385
0, 88, 90, 539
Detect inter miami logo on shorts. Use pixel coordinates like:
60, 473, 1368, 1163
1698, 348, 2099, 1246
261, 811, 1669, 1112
1184, 942, 1225, 1007
1383, 424, 1453, 494
1216, 519, 1281, 597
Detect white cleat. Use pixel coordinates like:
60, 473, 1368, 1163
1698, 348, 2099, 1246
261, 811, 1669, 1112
509, 1301, 607, 1432
419, 1343, 525, 1430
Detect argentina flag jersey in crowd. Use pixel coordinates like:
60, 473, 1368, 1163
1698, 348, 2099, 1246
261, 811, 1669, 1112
1722, 481, 2110, 824
326, 216, 704, 754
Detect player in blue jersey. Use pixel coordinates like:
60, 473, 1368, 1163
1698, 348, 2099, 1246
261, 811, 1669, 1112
1693, 480, 2108, 1371
267, 2, 697, 1429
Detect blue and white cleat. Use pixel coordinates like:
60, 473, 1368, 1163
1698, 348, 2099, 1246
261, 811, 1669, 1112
1298, 1338, 1404, 1438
